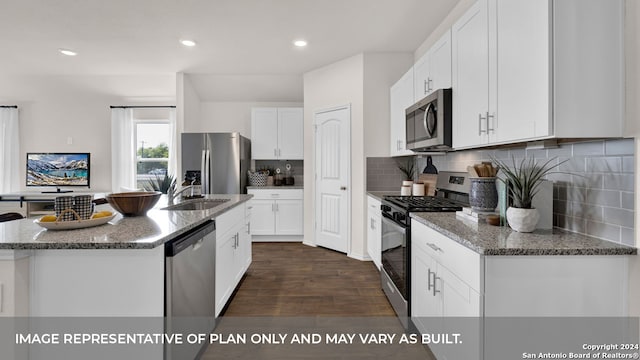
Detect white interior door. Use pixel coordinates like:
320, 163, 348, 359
314, 105, 350, 254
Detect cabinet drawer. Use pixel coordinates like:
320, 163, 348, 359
248, 189, 303, 200
216, 204, 245, 237
367, 195, 381, 213
411, 219, 481, 292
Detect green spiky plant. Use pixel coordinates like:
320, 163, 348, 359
490, 156, 567, 209
144, 173, 176, 195
396, 158, 415, 181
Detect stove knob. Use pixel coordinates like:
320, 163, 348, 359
381, 205, 391, 212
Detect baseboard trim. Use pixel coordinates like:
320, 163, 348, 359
252, 235, 303, 243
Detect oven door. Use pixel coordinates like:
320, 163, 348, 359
381, 214, 408, 300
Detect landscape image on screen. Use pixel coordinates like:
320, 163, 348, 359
27, 153, 89, 187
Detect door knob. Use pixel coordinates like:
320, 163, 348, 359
340, 186, 347, 191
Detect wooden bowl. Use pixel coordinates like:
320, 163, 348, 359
106, 191, 162, 216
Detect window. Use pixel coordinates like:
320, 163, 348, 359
134, 120, 171, 189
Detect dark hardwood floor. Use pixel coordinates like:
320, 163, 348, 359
222, 242, 395, 317
201, 242, 435, 359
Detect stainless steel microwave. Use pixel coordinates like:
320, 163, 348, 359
405, 88, 452, 151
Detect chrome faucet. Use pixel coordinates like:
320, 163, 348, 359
167, 182, 195, 205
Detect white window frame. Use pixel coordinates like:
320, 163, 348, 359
133, 118, 171, 180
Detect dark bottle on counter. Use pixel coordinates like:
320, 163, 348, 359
284, 164, 294, 185
274, 168, 283, 186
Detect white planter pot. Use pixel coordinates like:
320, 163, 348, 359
506, 207, 540, 233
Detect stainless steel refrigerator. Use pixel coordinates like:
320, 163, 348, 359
181, 133, 251, 194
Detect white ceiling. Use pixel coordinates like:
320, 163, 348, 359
0, 0, 459, 101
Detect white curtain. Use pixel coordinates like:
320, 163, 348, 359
0, 107, 20, 193
111, 108, 136, 192
167, 108, 178, 180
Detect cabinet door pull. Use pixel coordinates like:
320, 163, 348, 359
487, 112, 495, 133
478, 113, 487, 135
424, 79, 428, 95
427, 269, 434, 293
426, 242, 442, 252
247, 222, 251, 234
427, 77, 433, 92
432, 274, 441, 296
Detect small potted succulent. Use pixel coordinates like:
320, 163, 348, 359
490, 156, 566, 232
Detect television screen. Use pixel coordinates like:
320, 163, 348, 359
26, 153, 90, 187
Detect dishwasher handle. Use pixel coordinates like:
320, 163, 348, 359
165, 220, 216, 257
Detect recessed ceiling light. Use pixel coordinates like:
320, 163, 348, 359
58, 48, 77, 56
180, 39, 197, 47
293, 40, 307, 47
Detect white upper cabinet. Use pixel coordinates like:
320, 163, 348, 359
389, 67, 415, 157
451, 0, 490, 149
276, 108, 304, 160
251, 108, 279, 159
414, 30, 452, 102
251, 107, 303, 160
452, 0, 624, 149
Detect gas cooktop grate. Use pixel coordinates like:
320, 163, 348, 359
384, 195, 465, 211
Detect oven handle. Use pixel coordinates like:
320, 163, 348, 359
381, 213, 408, 233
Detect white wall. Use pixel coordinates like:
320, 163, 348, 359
363, 53, 413, 157
303, 52, 412, 259
187, 101, 302, 137
303, 54, 365, 258
0, 74, 175, 192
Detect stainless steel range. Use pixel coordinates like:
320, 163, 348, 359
380, 171, 470, 328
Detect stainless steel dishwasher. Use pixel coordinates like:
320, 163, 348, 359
165, 220, 216, 360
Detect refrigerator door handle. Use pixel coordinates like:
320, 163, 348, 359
205, 150, 211, 194
200, 149, 207, 193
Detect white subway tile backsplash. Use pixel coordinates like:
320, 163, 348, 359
603, 208, 635, 228
586, 157, 622, 173
603, 174, 634, 192
621, 192, 634, 210
558, 157, 586, 173
622, 156, 635, 173
586, 220, 621, 243
585, 189, 621, 207
621, 227, 635, 246
573, 141, 605, 156
392, 139, 634, 245
572, 203, 604, 222
604, 138, 634, 155
547, 146, 572, 157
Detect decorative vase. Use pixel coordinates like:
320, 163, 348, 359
506, 207, 540, 232
468, 177, 498, 211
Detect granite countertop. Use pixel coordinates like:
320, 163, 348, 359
411, 212, 637, 256
0, 194, 252, 250
366, 191, 400, 201
247, 186, 303, 189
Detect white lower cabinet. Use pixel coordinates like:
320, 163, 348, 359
247, 189, 303, 239
366, 196, 381, 269
411, 219, 629, 360
215, 203, 251, 317
0, 252, 30, 317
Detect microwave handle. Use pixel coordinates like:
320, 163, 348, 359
423, 103, 436, 137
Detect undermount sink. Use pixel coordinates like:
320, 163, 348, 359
162, 199, 230, 211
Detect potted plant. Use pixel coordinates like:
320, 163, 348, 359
396, 158, 415, 181
490, 156, 566, 232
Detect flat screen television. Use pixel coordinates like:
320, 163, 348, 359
26, 153, 90, 191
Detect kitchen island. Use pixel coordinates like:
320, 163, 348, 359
0, 194, 252, 317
